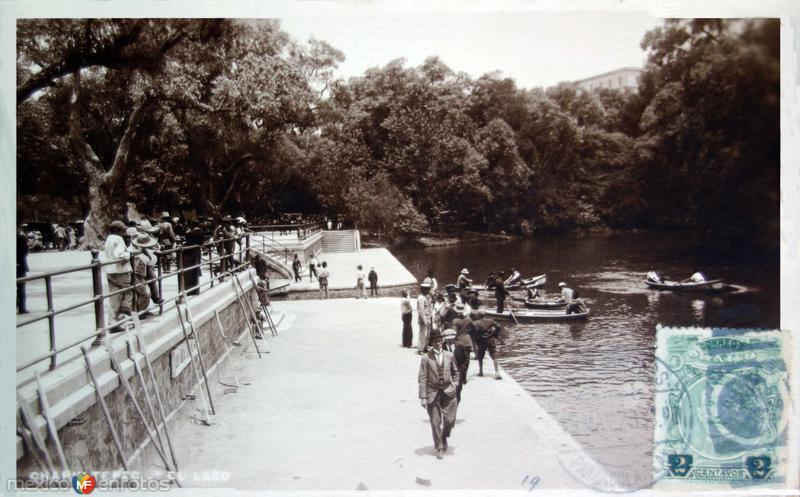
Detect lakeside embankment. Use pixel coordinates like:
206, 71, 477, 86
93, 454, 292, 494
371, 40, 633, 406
362, 226, 780, 253
166, 297, 616, 491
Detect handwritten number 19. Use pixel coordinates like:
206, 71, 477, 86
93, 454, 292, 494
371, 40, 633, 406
521, 475, 540, 491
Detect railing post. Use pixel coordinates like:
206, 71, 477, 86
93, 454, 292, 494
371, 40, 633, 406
245, 234, 251, 266
90, 250, 106, 346
157, 252, 164, 314
177, 246, 185, 295
45, 275, 57, 370
209, 245, 215, 288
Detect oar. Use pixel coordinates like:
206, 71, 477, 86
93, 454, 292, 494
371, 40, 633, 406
506, 301, 520, 325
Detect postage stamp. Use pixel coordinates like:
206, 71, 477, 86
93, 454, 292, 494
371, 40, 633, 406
653, 326, 794, 489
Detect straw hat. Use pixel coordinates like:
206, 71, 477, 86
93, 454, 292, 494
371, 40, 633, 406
442, 328, 457, 341
460, 268, 469, 275
558, 282, 567, 287
139, 219, 161, 234
131, 233, 158, 249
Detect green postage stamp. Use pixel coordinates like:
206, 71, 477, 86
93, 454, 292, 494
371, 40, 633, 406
653, 326, 795, 489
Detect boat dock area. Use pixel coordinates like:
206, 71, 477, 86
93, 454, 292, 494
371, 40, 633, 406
274, 247, 418, 298
15, 243, 621, 493
167, 297, 613, 491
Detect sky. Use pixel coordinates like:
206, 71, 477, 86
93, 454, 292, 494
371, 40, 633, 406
278, 10, 663, 89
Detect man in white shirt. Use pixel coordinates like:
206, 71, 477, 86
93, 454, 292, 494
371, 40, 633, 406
308, 255, 318, 282
105, 220, 132, 330
417, 283, 433, 354
422, 269, 439, 294
559, 282, 575, 303
688, 271, 706, 283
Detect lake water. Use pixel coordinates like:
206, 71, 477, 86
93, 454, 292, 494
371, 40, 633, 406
393, 231, 779, 487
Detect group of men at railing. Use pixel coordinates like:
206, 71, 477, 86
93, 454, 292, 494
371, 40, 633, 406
15, 211, 285, 373
102, 213, 253, 330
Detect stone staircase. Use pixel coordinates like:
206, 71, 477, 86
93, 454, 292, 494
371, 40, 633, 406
321, 230, 360, 253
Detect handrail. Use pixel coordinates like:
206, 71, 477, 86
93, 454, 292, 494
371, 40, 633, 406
248, 222, 321, 240
248, 231, 293, 266
16, 234, 253, 375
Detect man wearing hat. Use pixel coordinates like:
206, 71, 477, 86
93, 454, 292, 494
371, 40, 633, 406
159, 212, 177, 271
418, 328, 460, 459
417, 282, 433, 354
451, 304, 478, 402
137, 219, 163, 304
104, 220, 133, 330
222, 215, 238, 271
130, 233, 158, 315
456, 268, 472, 290
559, 282, 574, 303
494, 271, 510, 313
473, 309, 503, 380
422, 269, 439, 295
368, 266, 379, 297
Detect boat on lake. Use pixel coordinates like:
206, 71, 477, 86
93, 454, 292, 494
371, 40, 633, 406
484, 307, 590, 321
523, 298, 567, 309
644, 278, 725, 292
470, 274, 546, 292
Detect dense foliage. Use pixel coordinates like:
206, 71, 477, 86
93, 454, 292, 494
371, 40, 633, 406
17, 18, 779, 244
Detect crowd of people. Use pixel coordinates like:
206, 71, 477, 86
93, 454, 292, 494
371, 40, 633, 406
18, 222, 82, 251
98, 212, 255, 331
400, 269, 507, 460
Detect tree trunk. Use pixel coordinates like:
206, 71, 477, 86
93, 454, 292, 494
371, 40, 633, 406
70, 69, 151, 249
81, 178, 117, 249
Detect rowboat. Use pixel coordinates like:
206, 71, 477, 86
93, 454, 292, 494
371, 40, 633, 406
644, 279, 724, 292
513, 274, 547, 289
469, 274, 547, 292
484, 307, 590, 321
523, 298, 567, 309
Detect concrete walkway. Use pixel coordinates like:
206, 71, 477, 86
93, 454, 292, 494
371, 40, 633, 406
283, 247, 417, 292
168, 297, 613, 491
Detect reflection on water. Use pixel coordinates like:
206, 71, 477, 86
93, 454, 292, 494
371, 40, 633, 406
393, 231, 779, 485
692, 299, 706, 320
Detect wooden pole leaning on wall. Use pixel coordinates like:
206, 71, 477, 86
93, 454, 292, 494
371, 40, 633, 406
16, 408, 50, 474
33, 372, 69, 473
228, 275, 264, 358
179, 296, 216, 415
175, 300, 213, 424
17, 392, 56, 474
105, 332, 176, 478
245, 270, 278, 337
232, 272, 269, 339
80, 345, 129, 471
130, 315, 179, 469
213, 309, 240, 389
122, 319, 171, 470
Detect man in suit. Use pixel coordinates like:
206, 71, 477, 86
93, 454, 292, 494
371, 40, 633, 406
418, 329, 460, 459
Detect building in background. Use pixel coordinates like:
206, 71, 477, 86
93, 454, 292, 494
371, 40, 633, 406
575, 67, 642, 92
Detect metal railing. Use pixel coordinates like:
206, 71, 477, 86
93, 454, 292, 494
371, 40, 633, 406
248, 222, 321, 240
247, 231, 294, 268
16, 234, 253, 375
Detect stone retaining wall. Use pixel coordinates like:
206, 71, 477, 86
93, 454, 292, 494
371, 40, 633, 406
16, 274, 258, 477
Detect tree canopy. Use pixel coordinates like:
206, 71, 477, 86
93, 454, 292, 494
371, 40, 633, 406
17, 18, 779, 244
